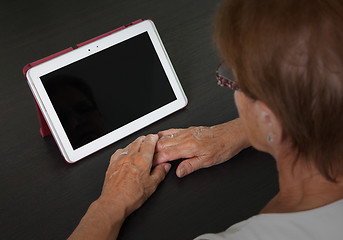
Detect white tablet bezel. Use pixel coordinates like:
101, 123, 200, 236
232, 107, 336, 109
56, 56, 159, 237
26, 20, 187, 163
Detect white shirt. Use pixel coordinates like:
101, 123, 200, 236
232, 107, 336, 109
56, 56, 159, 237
195, 198, 343, 240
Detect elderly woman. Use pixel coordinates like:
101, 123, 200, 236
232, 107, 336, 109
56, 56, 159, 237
68, 0, 343, 239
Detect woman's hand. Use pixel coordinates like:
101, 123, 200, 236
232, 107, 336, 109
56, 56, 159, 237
98, 134, 171, 219
68, 134, 171, 240
154, 118, 250, 178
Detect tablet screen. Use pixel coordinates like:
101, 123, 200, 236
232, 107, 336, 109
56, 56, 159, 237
40, 32, 176, 150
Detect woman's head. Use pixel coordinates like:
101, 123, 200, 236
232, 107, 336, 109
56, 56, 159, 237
215, 0, 343, 181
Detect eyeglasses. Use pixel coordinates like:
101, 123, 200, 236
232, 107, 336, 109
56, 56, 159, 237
215, 62, 240, 91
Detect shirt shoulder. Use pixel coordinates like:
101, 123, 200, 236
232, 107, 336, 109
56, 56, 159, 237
195, 198, 343, 240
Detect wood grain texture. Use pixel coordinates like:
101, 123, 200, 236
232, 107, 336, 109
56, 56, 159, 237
0, 0, 278, 239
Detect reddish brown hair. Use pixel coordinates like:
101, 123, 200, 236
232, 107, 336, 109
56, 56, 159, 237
214, 0, 343, 181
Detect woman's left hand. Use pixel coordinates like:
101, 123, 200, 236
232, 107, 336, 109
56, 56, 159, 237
153, 119, 250, 178
98, 134, 171, 220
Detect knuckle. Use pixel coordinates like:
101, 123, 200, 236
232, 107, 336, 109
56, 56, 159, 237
113, 148, 123, 156
194, 126, 203, 136
193, 126, 209, 140
135, 136, 145, 143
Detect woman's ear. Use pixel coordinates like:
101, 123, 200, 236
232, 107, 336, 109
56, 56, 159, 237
255, 100, 283, 146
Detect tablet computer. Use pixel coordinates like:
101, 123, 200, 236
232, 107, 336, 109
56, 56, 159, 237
25, 19, 188, 163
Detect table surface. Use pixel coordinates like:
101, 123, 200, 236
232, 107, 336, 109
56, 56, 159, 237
0, 0, 279, 239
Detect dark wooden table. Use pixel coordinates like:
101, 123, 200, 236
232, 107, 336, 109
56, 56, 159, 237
0, 1, 278, 239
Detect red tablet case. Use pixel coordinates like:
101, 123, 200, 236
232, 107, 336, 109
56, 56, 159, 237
23, 19, 143, 138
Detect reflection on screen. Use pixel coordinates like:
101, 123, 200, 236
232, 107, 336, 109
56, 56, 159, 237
41, 32, 176, 150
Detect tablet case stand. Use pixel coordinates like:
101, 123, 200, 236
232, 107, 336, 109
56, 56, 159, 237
23, 19, 143, 138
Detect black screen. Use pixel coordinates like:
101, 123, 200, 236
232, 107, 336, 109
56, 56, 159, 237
41, 32, 176, 150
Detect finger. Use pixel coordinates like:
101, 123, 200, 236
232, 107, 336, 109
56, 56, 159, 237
109, 136, 145, 167
176, 157, 205, 178
156, 129, 190, 153
153, 142, 196, 165
157, 128, 183, 138
127, 135, 146, 153
147, 163, 171, 195
140, 134, 158, 169
139, 134, 159, 162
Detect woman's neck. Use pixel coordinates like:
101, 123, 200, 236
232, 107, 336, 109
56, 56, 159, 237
261, 151, 343, 214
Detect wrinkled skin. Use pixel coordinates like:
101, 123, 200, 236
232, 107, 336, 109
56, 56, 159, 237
99, 134, 171, 218
154, 118, 250, 178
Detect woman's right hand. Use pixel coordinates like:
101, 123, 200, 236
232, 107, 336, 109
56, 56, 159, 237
154, 118, 250, 178
68, 135, 170, 240
99, 134, 171, 219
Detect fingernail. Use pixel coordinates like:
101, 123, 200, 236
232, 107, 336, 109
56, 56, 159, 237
164, 164, 171, 173
178, 168, 186, 178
